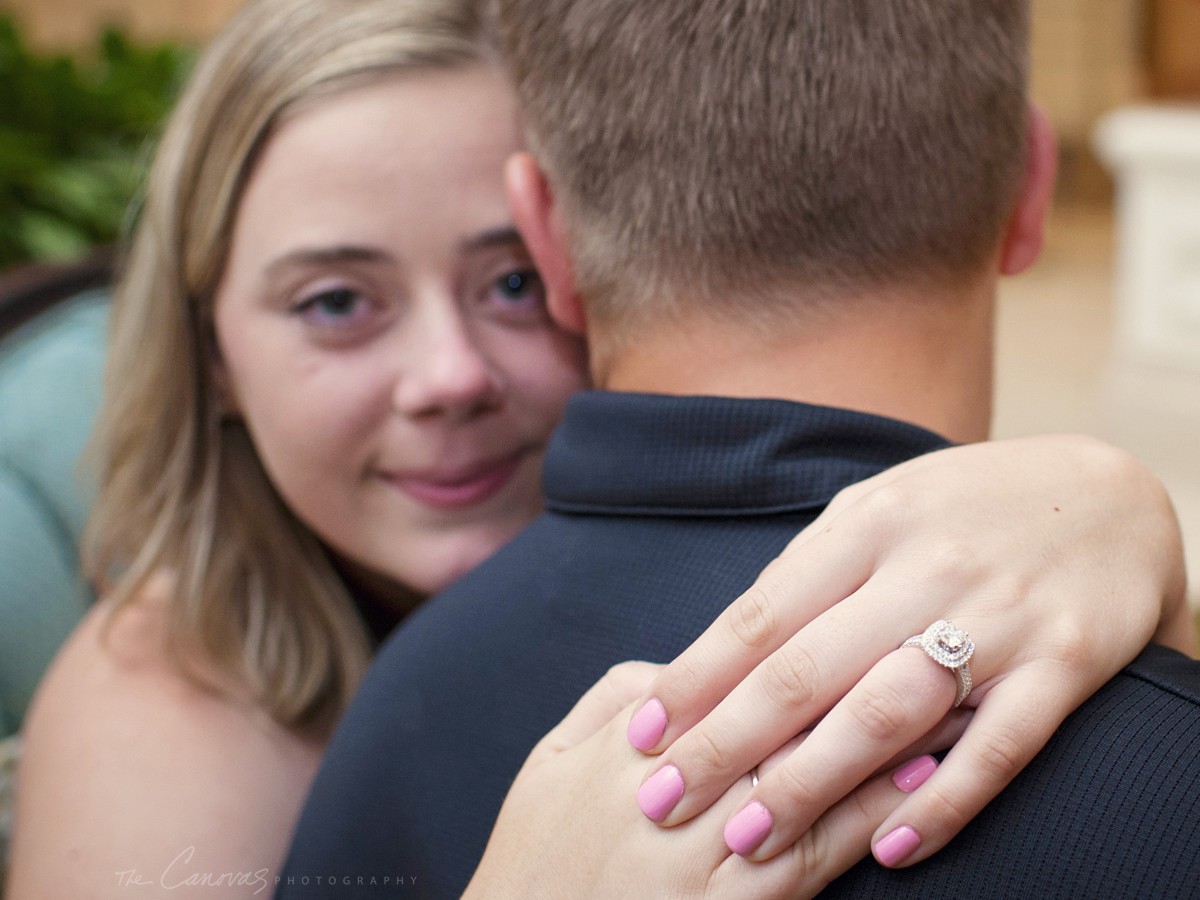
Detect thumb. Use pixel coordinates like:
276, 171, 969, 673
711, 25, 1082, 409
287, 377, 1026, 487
544, 661, 662, 751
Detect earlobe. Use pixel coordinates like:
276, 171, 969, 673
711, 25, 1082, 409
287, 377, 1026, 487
999, 102, 1058, 276
504, 152, 586, 334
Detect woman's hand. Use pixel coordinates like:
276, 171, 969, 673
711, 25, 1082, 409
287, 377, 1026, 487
621, 435, 1189, 867
465, 662, 939, 899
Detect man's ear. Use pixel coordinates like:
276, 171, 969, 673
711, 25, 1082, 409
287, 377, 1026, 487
505, 151, 586, 335
999, 102, 1058, 276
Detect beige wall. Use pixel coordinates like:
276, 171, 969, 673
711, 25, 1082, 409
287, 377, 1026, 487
1032, 0, 1143, 145
0, 0, 242, 48
7, 0, 1150, 134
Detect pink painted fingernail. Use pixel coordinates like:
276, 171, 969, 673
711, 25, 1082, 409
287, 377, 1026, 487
892, 755, 937, 793
627, 698, 668, 751
637, 765, 685, 822
875, 825, 921, 867
724, 801, 774, 856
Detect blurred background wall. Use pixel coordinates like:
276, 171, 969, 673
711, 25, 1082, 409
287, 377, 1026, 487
5, 0, 1197, 199
0, 0, 243, 47
2, 0, 1199, 613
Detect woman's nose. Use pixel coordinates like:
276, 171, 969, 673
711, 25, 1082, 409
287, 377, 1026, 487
390, 306, 503, 422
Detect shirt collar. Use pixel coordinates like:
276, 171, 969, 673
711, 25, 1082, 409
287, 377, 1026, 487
542, 391, 952, 517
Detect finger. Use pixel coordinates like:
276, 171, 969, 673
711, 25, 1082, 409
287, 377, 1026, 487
762, 707, 969, 794
722, 648, 957, 860
712, 757, 940, 900
876, 705, 972, 770
544, 661, 662, 752
636, 585, 946, 826
625, 519, 882, 754
868, 663, 1075, 868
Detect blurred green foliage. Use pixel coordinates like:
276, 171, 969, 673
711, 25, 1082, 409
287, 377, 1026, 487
0, 17, 194, 270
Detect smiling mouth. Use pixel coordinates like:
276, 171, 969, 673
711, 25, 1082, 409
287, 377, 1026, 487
384, 453, 525, 510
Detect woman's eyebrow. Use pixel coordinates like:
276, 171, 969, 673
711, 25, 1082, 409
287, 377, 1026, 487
460, 227, 523, 253
265, 245, 393, 275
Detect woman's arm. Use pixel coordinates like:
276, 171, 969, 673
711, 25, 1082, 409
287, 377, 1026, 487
8, 599, 322, 899
623, 434, 1189, 865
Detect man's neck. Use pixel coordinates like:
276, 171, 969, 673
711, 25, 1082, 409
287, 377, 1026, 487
598, 283, 996, 445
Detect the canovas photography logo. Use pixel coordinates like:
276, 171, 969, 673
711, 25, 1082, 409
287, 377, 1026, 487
115, 846, 420, 894
115, 846, 272, 894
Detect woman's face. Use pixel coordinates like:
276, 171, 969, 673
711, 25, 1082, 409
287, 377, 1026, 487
213, 66, 589, 600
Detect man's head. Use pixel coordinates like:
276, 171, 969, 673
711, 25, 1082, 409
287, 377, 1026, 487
494, 0, 1050, 365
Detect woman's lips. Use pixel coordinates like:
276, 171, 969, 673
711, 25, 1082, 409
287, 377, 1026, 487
384, 454, 523, 510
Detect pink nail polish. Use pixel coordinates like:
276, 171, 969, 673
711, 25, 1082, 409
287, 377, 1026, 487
724, 801, 773, 856
627, 698, 668, 751
875, 825, 921, 867
892, 755, 937, 793
637, 765, 685, 822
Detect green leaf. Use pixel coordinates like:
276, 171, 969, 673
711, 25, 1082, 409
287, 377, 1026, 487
14, 209, 93, 262
0, 15, 194, 269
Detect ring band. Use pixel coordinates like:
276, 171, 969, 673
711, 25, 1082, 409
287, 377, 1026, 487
901, 619, 974, 707
750, 767, 759, 787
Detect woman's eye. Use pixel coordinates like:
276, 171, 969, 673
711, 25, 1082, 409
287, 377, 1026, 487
292, 287, 368, 325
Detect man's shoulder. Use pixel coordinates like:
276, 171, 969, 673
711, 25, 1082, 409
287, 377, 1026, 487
828, 644, 1200, 899
1121, 642, 1200, 707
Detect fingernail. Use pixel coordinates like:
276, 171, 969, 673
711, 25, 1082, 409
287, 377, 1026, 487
724, 801, 773, 856
627, 698, 668, 751
636, 765, 685, 822
892, 755, 937, 793
875, 825, 921, 867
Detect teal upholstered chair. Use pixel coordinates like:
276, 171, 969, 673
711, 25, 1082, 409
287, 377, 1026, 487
0, 255, 111, 738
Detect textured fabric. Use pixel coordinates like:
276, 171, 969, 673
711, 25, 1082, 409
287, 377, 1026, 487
0, 289, 107, 736
543, 392, 944, 517
824, 644, 1200, 898
279, 392, 1200, 899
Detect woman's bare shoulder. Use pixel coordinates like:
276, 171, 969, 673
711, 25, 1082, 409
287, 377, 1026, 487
9, 588, 323, 899
22, 585, 259, 741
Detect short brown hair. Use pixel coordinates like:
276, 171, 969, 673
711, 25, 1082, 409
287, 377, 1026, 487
493, 0, 1031, 331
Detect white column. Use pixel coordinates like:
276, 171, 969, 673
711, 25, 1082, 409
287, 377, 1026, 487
1095, 106, 1200, 606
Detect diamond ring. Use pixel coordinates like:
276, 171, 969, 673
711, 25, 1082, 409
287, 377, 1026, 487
901, 619, 974, 707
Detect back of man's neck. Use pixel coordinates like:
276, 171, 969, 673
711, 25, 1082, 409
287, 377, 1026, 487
597, 286, 996, 445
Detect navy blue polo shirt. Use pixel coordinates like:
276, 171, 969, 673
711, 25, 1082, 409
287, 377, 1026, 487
278, 393, 1200, 899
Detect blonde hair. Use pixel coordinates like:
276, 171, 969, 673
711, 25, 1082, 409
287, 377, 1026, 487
493, 0, 1031, 334
84, 0, 488, 736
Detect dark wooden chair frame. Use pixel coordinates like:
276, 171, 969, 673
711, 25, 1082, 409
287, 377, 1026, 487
0, 249, 115, 343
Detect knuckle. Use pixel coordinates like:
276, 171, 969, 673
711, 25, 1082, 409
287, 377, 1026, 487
603, 660, 641, 682
820, 479, 869, 521
601, 660, 653, 696
725, 585, 779, 653
1072, 433, 1136, 479
846, 781, 882, 826
772, 757, 823, 810
858, 481, 918, 521
678, 724, 736, 778
848, 481, 923, 547
791, 825, 830, 888
920, 535, 983, 584
1043, 618, 1091, 671
759, 645, 823, 713
920, 780, 976, 830
848, 681, 911, 743
972, 721, 1035, 783
653, 652, 709, 705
